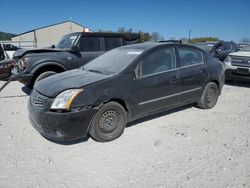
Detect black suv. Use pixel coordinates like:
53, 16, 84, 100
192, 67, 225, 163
28, 42, 224, 142
194, 41, 238, 61
12, 32, 141, 88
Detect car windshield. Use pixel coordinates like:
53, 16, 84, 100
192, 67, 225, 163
83, 48, 144, 75
194, 43, 215, 52
241, 45, 250, 52
56, 34, 79, 49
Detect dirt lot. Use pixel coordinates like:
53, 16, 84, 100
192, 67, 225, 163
0, 81, 250, 188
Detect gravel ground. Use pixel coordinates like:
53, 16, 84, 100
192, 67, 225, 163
0, 81, 250, 188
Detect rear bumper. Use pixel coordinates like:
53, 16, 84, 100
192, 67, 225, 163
28, 98, 97, 141
0, 67, 11, 80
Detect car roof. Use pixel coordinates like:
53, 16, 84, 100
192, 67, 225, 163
119, 42, 196, 51
67, 32, 140, 39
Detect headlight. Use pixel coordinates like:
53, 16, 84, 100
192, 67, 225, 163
50, 89, 84, 110
18, 57, 29, 70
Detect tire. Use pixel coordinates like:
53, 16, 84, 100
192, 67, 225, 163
197, 82, 219, 109
34, 71, 57, 85
89, 101, 127, 142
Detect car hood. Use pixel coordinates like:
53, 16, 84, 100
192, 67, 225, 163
34, 69, 112, 98
229, 51, 250, 57
13, 48, 64, 58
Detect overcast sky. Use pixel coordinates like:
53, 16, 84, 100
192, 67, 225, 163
1, 0, 249, 42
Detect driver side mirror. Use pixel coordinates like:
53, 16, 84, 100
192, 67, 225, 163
70, 45, 79, 52
50, 44, 55, 48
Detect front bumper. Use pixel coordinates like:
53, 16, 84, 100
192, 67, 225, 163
11, 67, 33, 86
225, 67, 250, 81
0, 67, 11, 80
28, 97, 97, 141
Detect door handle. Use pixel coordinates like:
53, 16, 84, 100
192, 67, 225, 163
199, 69, 207, 74
170, 76, 178, 83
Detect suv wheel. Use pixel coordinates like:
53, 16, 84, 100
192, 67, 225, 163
197, 82, 219, 109
34, 71, 57, 85
89, 102, 127, 142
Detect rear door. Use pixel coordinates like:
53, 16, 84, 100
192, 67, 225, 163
71, 36, 105, 68
132, 46, 181, 116
177, 46, 208, 103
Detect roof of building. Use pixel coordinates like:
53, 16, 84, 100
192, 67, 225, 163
14, 20, 92, 36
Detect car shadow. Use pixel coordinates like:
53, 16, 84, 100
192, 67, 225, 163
21, 86, 32, 95
225, 80, 250, 88
47, 104, 195, 145
45, 136, 90, 145
127, 104, 194, 128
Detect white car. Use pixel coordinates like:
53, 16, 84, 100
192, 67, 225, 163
224, 45, 250, 81
0, 43, 9, 60
2, 44, 20, 58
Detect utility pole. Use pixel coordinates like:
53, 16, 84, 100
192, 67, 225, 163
188, 29, 191, 43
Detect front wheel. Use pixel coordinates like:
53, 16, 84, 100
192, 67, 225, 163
89, 102, 127, 142
197, 82, 219, 109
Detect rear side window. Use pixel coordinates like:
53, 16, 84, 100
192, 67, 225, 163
104, 37, 123, 51
178, 47, 203, 67
141, 47, 176, 76
79, 37, 101, 52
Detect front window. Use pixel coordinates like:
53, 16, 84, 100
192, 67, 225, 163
83, 48, 144, 75
141, 47, 176, 76
56, 34, 79, 49
79, 37, 101, 52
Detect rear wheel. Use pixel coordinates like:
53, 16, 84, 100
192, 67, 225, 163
89, 102, 127, 142
34, 71, 57, 85
197, 82, 219, 109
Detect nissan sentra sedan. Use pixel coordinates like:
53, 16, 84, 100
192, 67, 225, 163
28, 42, 224, 142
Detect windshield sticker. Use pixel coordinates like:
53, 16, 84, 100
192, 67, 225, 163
127, 51, 143, 55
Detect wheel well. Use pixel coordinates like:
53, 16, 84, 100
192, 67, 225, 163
106, 98, 129, 113
210, 80, 219, 89
32, 65, 65, 82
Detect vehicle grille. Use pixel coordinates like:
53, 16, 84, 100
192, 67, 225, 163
30, 90, 48, 107
231, 56, 250, 68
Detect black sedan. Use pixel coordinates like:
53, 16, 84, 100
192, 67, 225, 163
28, 42, 224, 142
194, 41, 238, 61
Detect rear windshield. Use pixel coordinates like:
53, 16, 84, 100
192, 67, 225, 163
83, 48, 144, 75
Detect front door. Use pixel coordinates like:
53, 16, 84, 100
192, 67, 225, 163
132, 46, 181, 117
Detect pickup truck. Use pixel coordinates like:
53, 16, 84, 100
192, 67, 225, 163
12, 32, 141, 88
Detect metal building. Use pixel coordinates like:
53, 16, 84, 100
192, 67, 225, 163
11, 21, 91, 48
